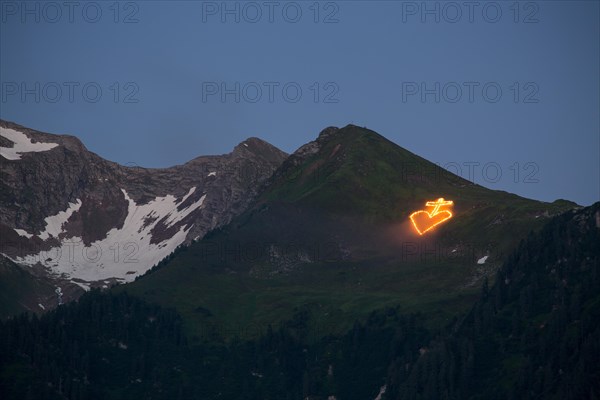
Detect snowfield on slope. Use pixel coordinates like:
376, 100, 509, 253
0, 127, 59, 160
5, 188, 205, 284
40, 200, 82, 240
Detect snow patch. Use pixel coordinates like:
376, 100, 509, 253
477, 255, 489, 265
55, 287, 63, 305
72, 281, 91, 292
38, 303, 45, 310
13, 200, 82, 240
207, 171, 217, 177
179, 187, 196, 203
0, 127, 58, 160
14, 229, 33, 239
38, 200, 82, 240
374, 385, 386, 400
4, 189, 204, 283
164, 193, 206, 227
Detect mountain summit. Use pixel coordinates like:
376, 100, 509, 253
121, 124, 576, 339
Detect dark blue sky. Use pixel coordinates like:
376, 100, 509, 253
1, 1, 598, 205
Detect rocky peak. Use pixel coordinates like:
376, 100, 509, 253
233, 137, 288, 162
316, 126, 341, 142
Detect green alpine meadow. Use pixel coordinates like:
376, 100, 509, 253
119, 125, 576, 342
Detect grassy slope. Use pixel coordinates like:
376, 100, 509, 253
118, 126, 576, 341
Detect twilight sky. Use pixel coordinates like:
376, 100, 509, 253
1, 1, 598, 205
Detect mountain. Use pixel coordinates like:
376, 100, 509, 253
0, 122, 591, 400
120, 125, 576, 340
1, 201, 596, 400
0, 120, 287, 315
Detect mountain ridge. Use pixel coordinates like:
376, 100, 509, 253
120, 124, 577, 341
0, 119, 282, 169
0, 119, 288, 316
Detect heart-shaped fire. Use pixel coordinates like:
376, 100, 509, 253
410, 198, 454, 235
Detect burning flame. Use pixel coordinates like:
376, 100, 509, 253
410, 198, 454, 235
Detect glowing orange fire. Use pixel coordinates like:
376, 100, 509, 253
410, 198, 454, 235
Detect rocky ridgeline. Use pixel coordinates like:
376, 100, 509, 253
0, 119, 287, 309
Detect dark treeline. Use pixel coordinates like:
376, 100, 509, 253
0, 291, 187, 399
0, 290, 429, 399
1, 204, 599, 400
388, 204, 600, 400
